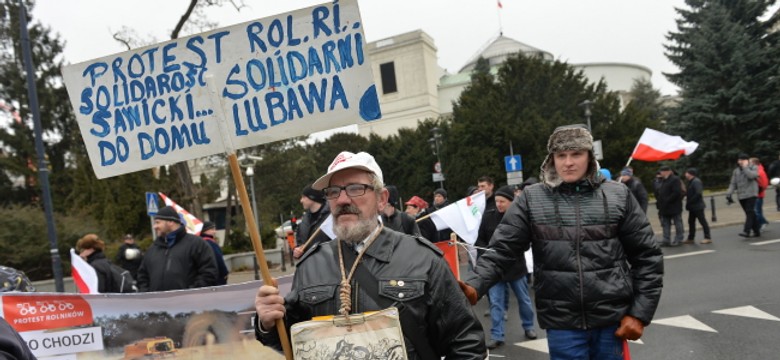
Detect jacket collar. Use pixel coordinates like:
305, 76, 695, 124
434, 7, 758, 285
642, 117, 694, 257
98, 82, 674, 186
360, 228, 394, 263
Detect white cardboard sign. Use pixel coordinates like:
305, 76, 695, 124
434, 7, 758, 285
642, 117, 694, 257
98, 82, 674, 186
62, 0, 380, 179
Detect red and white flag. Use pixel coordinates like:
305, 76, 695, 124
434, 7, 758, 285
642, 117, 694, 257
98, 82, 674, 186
158, 193, 204, 235
429, 191, 486, 245
630, 128, 698, 162
70, 248, 98, 294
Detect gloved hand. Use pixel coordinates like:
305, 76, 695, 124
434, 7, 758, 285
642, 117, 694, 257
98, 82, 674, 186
614, 315, 644, 340
457, 280, 478, 305
726, 194, 734, 205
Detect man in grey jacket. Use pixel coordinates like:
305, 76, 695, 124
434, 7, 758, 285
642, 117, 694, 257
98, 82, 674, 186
726, 153, 761, 237
460, 124, 663, 359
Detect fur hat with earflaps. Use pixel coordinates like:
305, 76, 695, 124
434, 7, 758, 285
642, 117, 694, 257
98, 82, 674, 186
540, 124, 600, 188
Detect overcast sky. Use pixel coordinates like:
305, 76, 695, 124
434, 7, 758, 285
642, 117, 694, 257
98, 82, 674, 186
31, 0, 706, 97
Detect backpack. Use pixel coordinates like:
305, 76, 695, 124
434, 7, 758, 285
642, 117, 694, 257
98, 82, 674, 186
108, 264, 135, 293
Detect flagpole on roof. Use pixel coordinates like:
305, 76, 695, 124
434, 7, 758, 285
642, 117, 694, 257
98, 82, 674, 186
496, 0, 504, 35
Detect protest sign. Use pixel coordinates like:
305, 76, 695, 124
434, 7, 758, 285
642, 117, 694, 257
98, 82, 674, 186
62, 0, 380, 179
1, 281, 284, 359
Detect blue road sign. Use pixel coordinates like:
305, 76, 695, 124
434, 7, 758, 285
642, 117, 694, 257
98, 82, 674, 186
145, 192, 159, 216
504, 155, 522, 172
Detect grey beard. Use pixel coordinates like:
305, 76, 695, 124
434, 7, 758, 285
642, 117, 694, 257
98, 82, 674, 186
335, 217, 376, 244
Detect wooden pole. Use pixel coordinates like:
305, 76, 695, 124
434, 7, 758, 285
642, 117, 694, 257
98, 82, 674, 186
227, 153, 293, 359
415, 212, 433, 223
298, 227, 322, 254
204, 74, 292, 359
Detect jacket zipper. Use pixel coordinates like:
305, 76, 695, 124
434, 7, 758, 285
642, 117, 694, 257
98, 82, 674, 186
575, 192, 587, 329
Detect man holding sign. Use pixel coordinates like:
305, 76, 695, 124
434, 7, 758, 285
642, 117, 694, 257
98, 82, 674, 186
255, 151, 485, 359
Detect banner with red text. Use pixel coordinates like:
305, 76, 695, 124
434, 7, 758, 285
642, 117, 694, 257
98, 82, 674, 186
0, 282, 284, 359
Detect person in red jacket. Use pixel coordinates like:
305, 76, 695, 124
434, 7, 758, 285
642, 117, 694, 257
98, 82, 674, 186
751, 157, 770, 231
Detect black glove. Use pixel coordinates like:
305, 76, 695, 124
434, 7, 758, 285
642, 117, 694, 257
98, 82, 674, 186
726, 194, 734, 205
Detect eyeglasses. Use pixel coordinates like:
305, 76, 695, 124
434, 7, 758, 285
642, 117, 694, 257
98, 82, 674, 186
323, 184, 375, 199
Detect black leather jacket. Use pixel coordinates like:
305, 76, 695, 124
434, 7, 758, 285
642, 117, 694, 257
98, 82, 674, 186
257, 228, 486, 359
468, 180, 663, 330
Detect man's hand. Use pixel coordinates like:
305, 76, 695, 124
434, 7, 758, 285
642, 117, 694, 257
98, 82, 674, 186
614, 315, 644, 340
255, 279, 285, 331
457, 280, 478, 305
293, 246, 304, 259
726, 194, 734, 205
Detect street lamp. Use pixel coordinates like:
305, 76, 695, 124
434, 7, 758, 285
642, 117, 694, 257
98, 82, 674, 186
428, 127, 445, 190
578, 100, 593, 132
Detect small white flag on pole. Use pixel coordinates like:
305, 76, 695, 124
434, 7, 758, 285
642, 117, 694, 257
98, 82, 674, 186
429, 191, 486, 245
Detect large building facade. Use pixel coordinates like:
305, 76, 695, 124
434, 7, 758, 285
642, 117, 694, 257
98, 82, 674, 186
360, 30, 653, 137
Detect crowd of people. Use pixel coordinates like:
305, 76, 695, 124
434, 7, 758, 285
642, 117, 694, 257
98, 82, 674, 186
4, 123, 779, 360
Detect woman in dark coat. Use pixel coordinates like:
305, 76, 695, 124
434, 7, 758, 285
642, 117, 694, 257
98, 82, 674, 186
76, 234, 114, 293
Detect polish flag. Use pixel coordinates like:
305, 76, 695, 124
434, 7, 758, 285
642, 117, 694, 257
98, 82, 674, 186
630, 128, 698, 162
158, 193, 204, 235
429, 191, 486, 245
70, 248, 99, 294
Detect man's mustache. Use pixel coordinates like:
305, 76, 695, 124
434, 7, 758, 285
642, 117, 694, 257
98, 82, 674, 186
333, 204, 361, 217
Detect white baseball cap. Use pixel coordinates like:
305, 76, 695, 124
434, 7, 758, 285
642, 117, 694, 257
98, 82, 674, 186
312, 151, 384, 190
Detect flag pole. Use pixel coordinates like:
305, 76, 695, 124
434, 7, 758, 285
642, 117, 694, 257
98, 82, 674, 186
625, 157, 633, 168
415, 212, 433, 223
207, 77, 293, 360
298, 227, 322, 254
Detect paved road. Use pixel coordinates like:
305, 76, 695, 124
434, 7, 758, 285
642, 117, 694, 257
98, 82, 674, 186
473, 220, 780, 359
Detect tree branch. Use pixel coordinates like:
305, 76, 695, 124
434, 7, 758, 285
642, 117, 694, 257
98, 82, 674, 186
171, 0, 198, 40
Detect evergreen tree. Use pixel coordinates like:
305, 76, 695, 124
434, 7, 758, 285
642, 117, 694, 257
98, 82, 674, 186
0, 0, 78, 209
665, 0, 780, 183
448, 53, 623, 192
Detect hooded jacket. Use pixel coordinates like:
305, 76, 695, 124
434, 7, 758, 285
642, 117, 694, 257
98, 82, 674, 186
468, 125, 663, 330
136, 225, 218, 292
256, 228, 486, 359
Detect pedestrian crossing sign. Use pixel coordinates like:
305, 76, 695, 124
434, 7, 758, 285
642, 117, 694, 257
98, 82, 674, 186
145, 192, 159, 216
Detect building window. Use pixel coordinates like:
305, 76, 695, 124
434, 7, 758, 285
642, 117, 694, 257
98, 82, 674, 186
380, 62, 397, 94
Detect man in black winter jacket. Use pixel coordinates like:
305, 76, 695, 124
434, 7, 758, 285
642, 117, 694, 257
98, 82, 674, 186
293, 184, 331, 259
683, 168, 711, 244
116, 234, 143, 280
462, 125, 663, 360
137, 206, 218, 292
619, 167, 648, 214
656, 166, 685, 246
381, 185, 421, 236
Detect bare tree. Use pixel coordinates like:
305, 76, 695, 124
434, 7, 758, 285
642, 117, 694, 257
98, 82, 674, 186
111, 0, 245, 218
